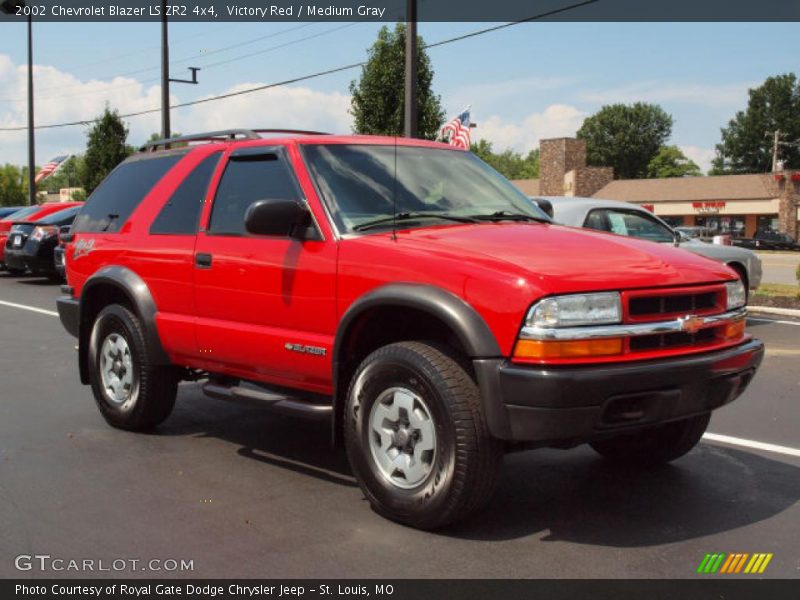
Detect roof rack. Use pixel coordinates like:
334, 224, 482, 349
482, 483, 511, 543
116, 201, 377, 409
141, 129, 260, 152
251, 129, 330, 136
140, 128, 331, 152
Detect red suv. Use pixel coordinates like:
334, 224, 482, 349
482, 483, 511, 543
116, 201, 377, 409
57, 130, 763, 529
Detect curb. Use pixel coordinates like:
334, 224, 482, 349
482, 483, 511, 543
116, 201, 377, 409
748, 305, 800, 318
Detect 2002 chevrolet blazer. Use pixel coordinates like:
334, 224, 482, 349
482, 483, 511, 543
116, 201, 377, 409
57, 129, 764, 529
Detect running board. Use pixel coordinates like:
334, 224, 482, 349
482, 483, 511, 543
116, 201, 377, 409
202, 382, 333, 421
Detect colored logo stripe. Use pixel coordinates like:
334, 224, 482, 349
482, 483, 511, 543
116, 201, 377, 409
698, 553, 773, 574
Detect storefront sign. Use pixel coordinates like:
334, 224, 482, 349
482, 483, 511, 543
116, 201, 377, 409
693, 201, 726, 214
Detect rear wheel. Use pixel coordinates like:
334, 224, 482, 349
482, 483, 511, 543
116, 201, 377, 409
88, 304, 178, 431
590, 413, 710, 466
344, 341, 502, 530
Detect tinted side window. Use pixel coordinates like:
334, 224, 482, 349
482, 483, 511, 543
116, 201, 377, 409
72, 154, 183, 233
150, 153, 221, 235
208, 154, 299, 235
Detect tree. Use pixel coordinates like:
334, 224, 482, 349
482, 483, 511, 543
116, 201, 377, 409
711, 73, 800, 174
350, 23, 445, 139
0, 164, 27, 206
577, 102, 673, 179
80, 107, 132, 194
646, 146, 701, 178
470, 139, 539, 179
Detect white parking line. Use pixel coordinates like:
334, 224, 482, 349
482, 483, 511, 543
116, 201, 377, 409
0, 299, 58, 317
748, 317, 800, 326
703, 433, 800, 459
3, 296, 799, 460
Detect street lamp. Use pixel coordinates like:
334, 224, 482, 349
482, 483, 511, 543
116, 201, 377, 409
1, 0, 35, 205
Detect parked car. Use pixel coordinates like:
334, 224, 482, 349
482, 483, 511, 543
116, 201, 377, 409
4, 205, 81, 280
0, 202, 81, 273
675, 226, 715, 243
0, 206, 24, 219
733, 230, 800, 252
533, 196, 762, 292
57, 130, 763, 530
53, 228, 69, 280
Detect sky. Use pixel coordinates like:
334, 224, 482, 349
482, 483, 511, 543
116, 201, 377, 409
0, 21, 797, 174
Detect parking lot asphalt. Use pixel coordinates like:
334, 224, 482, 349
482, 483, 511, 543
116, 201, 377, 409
0, 272, 798, 580
758, 252, 800, 286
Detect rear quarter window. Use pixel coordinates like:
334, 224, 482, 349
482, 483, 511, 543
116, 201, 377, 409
150, 152, 221, 235
72, 153, 184, 233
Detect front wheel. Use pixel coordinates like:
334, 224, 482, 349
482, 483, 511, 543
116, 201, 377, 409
88, 304, 178, 431
344, 341, 502, 530
590, 413, 710, 466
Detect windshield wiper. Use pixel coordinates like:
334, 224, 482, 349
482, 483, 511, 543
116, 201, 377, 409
469, 210, 549, 223
352, 212, 478, 232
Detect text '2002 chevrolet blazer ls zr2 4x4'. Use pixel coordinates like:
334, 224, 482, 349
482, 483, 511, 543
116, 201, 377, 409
57, 130, 764, 529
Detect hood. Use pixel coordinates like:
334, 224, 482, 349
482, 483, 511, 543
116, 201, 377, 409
391, 222, 735, 294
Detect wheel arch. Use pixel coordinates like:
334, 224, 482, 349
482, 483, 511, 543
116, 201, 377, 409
331, 283, 502, 443
726, 261, 748, 290
77, 266, 169, 384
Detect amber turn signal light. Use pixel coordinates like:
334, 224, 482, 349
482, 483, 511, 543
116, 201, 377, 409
514, 338, 624, 360
724, 319, 746, 340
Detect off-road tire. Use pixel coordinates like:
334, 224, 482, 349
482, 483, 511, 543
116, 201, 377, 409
344, 341, 502, 530
88, 304, 178, 431
590, 413, 711, 466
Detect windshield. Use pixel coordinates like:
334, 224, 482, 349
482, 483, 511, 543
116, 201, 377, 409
38, 205, 80, 225
584, 208, 675, 243
301, 144, 548, 233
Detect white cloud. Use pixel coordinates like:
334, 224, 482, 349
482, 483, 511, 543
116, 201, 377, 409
473, 104, 586, 154
680, 144, 717, 174
578, 81, 752, 109
0, 54, 352, 166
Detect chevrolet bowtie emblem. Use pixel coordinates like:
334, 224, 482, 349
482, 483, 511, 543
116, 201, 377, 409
679, 315, 705, 334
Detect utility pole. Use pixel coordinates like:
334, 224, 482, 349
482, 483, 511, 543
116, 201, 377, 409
1, 0, 35, 204
403, 0, 417, 138
25, 11, 34, 204
160, 0, 170, 139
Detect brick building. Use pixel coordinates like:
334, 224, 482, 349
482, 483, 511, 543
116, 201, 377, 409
512, 138, 800, 239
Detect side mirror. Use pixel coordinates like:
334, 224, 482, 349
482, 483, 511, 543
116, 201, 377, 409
244, 199, 313, 239
532, 198, 553, 219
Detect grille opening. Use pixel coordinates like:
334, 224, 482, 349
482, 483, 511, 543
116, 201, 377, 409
629, 327, 717, 352
629, 291, 718, 317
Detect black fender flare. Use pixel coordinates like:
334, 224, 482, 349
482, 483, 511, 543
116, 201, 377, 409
77, 266, 169, 383
332, 283, 503, 441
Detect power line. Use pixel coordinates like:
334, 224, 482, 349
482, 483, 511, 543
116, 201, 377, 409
0, 22, 322, 102
0, 1, 598, 132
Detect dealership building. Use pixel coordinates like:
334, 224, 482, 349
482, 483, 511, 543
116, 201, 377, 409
512, 137, 800, 239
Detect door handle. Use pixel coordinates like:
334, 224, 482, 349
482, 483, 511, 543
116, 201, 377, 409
195, 253, 213, 268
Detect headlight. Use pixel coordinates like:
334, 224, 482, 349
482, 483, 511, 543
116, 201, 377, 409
726, 279, 746, 309
525, 292, 622, 328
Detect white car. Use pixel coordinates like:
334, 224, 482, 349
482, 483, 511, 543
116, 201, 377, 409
531, 196, 762, 291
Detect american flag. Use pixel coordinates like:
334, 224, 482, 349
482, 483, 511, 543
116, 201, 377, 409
438, 107, 471, 149
35, 155, 70, 184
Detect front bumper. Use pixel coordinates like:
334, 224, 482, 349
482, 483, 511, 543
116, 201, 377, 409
57, 294, 80, 338
474, 338, 764, 443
